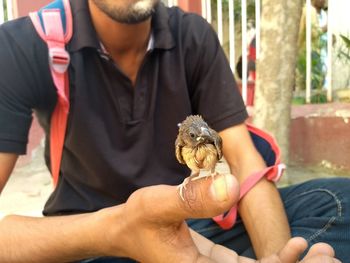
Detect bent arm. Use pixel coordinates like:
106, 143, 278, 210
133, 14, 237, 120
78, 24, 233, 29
0, 153, 18, 193
219, 124, 291, 258
0, 173, 241, 263
0, 212, 106, 262
0, 153, 120, 262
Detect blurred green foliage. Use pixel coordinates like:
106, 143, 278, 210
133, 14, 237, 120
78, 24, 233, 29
296, 31, 327, 91
211, 0, 256, 24
311, 91, 327, 103
338, 35, 350, 62
2, 0, 8, 21
292, 97, 306, 105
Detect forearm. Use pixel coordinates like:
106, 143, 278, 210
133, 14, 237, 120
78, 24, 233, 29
0, 207, 124, 262
238, 177, 291, 258
231, 155, 291, 258
219, 125, 291, 258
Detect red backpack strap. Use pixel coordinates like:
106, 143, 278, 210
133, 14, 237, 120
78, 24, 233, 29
213, 123, 285, 229
29, 0, 73, 186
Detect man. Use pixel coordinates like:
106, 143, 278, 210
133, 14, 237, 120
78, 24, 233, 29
0, 0, 348, 262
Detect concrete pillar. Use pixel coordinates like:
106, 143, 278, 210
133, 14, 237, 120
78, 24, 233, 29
13, 0, 50, 18
177, 0, 202, 15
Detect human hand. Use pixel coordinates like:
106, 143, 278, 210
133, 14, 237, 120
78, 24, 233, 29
254, 237, 341, 263
91, 174, 340, 263
94, 173, 240, 262
191, 232, 340, 263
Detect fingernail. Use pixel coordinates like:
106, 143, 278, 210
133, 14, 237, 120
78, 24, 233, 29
210, 174, 234, 202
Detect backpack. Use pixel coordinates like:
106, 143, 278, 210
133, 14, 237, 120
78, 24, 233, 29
29, 0, 285, 229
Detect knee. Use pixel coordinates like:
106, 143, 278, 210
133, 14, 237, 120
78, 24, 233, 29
282, 177, 350, 219
308, 178, 350, 201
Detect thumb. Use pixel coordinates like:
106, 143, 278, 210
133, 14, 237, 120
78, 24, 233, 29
127, 174, 240, 225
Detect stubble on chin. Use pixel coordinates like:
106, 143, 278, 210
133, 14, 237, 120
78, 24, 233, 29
93, 0, 157, 24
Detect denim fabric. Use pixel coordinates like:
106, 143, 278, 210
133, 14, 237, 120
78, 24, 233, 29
79, 177, 350, 262
190, 177, 350, 261
280, 177, 350, 261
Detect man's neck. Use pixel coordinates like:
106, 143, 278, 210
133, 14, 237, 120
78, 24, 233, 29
88, 0, 151, 56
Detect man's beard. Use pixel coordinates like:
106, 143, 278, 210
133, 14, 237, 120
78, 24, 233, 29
92, 0, 157, 24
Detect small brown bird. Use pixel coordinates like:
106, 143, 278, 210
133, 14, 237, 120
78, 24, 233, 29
175, 115, 223, 200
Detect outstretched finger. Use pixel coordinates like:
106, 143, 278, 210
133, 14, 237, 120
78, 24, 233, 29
276, 237, 308, 263
303, 242, 341, 262
190, 229, 244, 263
304, 242, 335, 258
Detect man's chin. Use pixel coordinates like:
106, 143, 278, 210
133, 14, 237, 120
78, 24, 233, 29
116, 12, 154, 24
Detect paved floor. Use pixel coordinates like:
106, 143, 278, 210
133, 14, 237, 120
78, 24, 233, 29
0, 144, 347, 218
0, 144, 52, 217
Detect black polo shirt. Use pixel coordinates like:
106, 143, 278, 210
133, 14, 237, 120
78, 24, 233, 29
0, 0, 248, 215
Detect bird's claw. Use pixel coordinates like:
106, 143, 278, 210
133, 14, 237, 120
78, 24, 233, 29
177, 177, 190, 201
209, 171, 219, 179
177, 172, 219, 201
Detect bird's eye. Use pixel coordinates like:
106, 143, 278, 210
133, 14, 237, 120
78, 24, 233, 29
189, 132, 195, 138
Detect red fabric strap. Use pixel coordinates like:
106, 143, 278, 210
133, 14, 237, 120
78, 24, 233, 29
29, 5, 71, 186
213, 163, 285, 230
212, 123, 285, 229
43, 10, 70, 186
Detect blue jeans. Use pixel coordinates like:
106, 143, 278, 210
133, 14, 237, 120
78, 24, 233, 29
79, 177, 350, 262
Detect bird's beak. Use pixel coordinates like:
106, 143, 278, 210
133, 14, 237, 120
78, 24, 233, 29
196, 127, 211, 142
200, 127, 211, 137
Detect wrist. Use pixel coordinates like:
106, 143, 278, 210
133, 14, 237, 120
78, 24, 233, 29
89, 204, 130, 258
55, 212, 109, 260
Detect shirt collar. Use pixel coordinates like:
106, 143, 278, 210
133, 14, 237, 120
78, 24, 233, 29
151, 3, 176, 50
68, 0, 175, 52
67, 0, 100, 52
